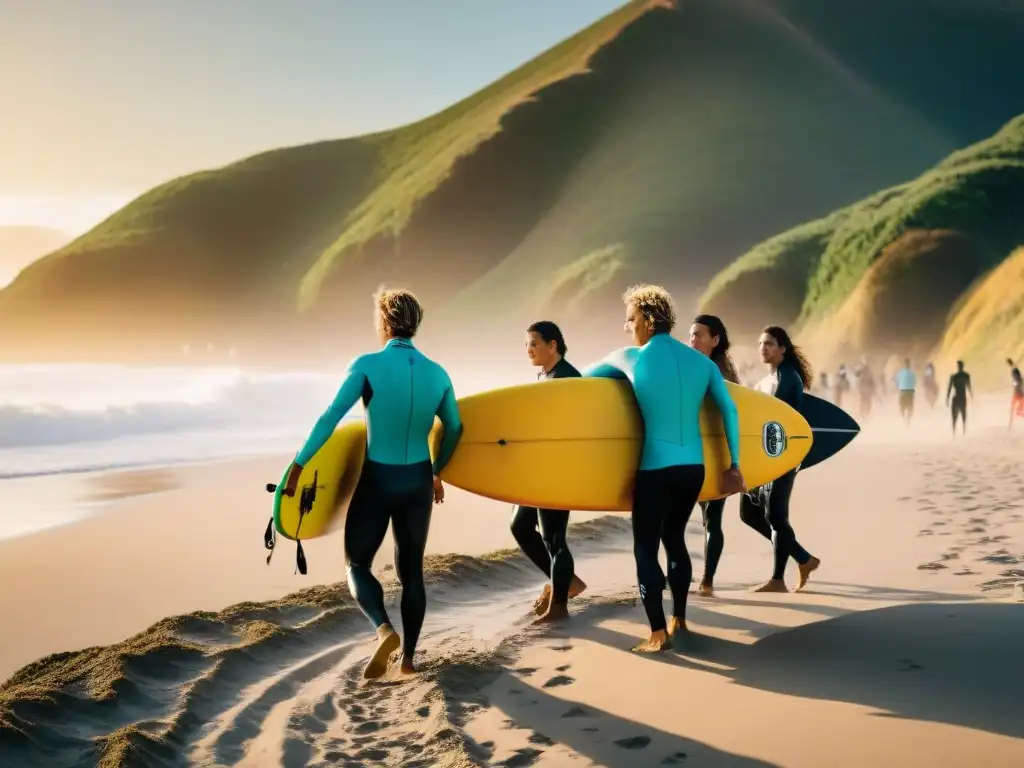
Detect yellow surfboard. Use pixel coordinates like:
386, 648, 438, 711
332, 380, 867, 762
429, 378, 811, 511
271, 421, 367, 541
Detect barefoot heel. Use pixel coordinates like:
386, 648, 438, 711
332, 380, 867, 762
363, 630, 401, 679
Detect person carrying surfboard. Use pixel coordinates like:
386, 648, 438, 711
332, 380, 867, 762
688, 314, 741, 598
740, 326, 821, 594
512, 320, 588, 624
281, 288, 464, 680
584, 285, 745, 653
946, 360, 973, 437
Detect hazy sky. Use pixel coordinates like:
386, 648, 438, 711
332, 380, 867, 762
0, 0, 623, 234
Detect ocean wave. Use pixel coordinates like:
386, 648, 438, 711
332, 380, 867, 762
0, 366, 343, 450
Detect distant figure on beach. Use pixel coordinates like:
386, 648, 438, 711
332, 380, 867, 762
923, 363, 939, 410
855, 362, 876, 421
817, 371, 831, 400
895, 358, 917, 427
946, 360, 973, 437
1008, 358, 1024, 428
511, 320, 588, 624
833, 364, 851, 408
688, 314, 741, 598
742, 326, 821, 594
282, 288, 463, 680
584, 285, 744, 653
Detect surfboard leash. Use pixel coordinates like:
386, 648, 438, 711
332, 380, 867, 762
263, 472, 323, 575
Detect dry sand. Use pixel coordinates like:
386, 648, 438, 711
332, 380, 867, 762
1, 396, 1023, 767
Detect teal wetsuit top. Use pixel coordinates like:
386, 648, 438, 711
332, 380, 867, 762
295, 338, 463, 475
582, 332, 741, 471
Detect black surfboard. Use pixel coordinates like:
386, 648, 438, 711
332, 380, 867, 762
799, 393, 860, 471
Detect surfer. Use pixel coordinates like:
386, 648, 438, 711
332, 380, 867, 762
740, 326, 821, 594
946, 360, 973, 437
688, 314, 741, 598
584, 285, 745, 653
1008, 358, 1024, 428
511, 320, 588, 623
281, 288, 464, 680
895, 358, 916, 427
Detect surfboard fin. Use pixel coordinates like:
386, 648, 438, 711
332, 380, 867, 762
295, 540, 308, 575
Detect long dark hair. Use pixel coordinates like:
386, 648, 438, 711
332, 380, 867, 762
527, 320, 567, 356
762, 325, 813, 390
693, 314, 738, 384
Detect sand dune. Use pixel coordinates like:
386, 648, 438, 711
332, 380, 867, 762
2, 399, 1023, 767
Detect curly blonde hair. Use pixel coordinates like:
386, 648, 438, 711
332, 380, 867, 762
374, 286, 424, 339
622, 284, 676, 334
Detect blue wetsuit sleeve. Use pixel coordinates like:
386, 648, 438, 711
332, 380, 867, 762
433, 378, 463, 475
294, 364, 366, 465
582, 361, 628, 379
707, 364, 741, 467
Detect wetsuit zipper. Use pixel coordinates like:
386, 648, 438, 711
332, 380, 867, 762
406, 357, 414, 463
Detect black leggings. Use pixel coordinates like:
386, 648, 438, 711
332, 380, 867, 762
951, 397, 967, 431
510, 506, 574, 604
344, 460, 433, 659
700, 498, 726, 583
739, 469, 812, 581
632, 464, 705, 632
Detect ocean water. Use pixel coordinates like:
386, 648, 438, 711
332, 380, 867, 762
0, 363, 350, 539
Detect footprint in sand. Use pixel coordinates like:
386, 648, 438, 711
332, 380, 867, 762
555, 664, 571, 672
615, 735, 652, 750
497, 747, 544, 767
515, 667, 539, 676
917, 561, 948, 571
661, 752, 689, 765
582, 726, 600, 732
550, 644, 573, 652
543, 675, 575, 688
415, 705, 430, 718
562, 706, 589, 718
528, 732, 556, 746
939, 552, 960, 561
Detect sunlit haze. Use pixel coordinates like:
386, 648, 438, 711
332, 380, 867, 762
0, 0, 623, 235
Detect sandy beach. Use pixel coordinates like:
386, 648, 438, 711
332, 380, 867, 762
1, 400, 1023, 767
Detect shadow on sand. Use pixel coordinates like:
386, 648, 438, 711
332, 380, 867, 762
575, 596, 1024, 741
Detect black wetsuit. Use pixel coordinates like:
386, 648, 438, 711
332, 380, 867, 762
739, 362, 814, 580
947, 370, 971, 432
697, 363, 740, 587
510, 357, 580, 605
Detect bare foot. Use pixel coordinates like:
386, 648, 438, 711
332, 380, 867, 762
395, 654, 417, 677
534, 576, 587, 615
696, 580, 714, 597
667, 616, 688, 637
753, 578, 789, 593
532, 584, 552, 616
632, 629, 672, 653
797, 556, 821, 591
533, 602, 570, 625
568, 575, 588, 599
363, 625, 401, 680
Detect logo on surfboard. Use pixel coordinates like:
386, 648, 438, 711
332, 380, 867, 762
762, 421, 787, 458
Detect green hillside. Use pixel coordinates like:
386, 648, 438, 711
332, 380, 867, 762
938, 246, 1024, 379
2, 0, 1023, 363
701, 112, 1024, 360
